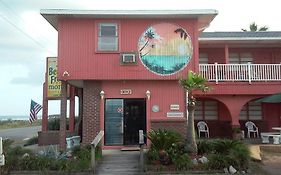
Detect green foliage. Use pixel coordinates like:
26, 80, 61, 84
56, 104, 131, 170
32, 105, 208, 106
211, 139, 242, 155
147, 129, 184, 165
242, 22, 269, 32
1, 143, 92, 174
179, 71, 210, 94
205, 153, 230, 170
204, 139, 250, 170
0, 119, 41, 130
48, 117, 79, 130
197, 139, 213, 155
232, 127, 241, 133
146, 148, 159, 163
147, 129, 182, 152
47, 117, 60, 130
172, 153, 192, 171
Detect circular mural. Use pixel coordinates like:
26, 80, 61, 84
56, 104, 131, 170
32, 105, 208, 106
138, 23, 193, 75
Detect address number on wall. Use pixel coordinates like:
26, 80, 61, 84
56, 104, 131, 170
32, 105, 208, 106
120, 89, 132, 95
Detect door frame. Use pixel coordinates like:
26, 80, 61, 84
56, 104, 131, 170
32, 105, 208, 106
104, 98, 147, 146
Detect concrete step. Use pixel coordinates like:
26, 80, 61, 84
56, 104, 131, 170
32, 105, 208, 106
96, 151, 141, 175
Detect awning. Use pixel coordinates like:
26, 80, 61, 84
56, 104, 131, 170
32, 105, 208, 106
255, 93, 281, 103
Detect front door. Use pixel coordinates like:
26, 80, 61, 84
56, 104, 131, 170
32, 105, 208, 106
104, 99, 146, 146
124, 99, 146, 145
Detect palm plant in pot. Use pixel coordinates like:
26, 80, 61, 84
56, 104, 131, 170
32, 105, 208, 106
232, 127, 244, 140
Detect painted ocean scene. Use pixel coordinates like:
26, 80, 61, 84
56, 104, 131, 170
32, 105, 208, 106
139, 23, 193, 75
141, 55, 190, 75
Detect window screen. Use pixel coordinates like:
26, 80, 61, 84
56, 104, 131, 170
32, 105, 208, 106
98, 23, 118, 51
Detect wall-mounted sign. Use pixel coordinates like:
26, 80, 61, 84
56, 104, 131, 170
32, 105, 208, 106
152, 105, 159, 112
120, 89, 132, 95
167, 112, 184, 118
170, 104, 180, 110
47, 57, 61, 97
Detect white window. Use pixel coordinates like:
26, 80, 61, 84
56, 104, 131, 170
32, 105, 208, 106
199, 53, 209, 64
194, 100, 218, 120
239, 101, 262, 120
98, 23, 118, 51
229, 53, 253, 64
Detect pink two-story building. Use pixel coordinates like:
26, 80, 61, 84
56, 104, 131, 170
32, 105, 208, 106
40, 9, 281, 149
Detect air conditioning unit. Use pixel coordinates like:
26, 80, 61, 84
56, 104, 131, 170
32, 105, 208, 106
121, 53, 137, 64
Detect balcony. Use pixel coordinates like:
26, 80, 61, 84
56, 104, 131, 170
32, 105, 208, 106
199, 63, 281, 84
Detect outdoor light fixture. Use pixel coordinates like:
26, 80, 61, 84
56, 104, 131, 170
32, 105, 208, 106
146, 90, 151, 100
100, 90, 105, 99
63, 71, 69, 77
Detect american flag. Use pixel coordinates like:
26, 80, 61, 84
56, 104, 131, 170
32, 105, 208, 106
29, 100, 42, 124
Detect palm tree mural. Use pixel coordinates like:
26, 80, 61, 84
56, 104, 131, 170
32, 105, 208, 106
242, 22, 268, 32
139, 29, 155, 52
179, 71, 211, 155
174, 28, 188, 40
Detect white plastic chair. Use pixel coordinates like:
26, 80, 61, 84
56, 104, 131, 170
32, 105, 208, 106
197, 121, 209, 138
245, 121, 259, 138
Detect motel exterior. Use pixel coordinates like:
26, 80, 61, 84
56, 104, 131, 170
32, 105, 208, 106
39, 9, 281, 149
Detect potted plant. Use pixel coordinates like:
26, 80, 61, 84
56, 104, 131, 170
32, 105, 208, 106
232, 127, 244, 140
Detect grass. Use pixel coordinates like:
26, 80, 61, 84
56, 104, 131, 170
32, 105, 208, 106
0, 119, 41, 130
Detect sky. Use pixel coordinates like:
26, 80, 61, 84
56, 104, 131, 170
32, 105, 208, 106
1, 0, 281, 116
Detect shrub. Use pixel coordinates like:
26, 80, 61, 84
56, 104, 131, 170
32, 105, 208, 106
146, 147, 159, 163
205, 153, 230, 170
147, 129, 183, 165
147, 129, 182, 152
48, 117, 60, 130
211, 139, 242, 154
205, 139, 250, 170
172, 153, 192, 170
197, 139, 213, 155
1, 142, 92, 174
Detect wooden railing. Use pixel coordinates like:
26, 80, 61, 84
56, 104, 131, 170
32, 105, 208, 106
199, 63, 281, 84
91, 130, 104, 174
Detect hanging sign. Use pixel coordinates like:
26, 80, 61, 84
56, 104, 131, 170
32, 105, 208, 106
47, 57, 61, 97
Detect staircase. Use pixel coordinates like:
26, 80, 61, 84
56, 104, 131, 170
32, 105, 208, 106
96, 150, 142, 175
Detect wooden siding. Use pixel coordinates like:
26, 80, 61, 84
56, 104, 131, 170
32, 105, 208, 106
58, 18, 198, 80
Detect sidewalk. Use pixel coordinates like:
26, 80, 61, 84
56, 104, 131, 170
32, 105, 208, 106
261, 151, 281, 175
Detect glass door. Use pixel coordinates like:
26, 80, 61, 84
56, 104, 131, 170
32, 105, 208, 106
105, 99, 123, 145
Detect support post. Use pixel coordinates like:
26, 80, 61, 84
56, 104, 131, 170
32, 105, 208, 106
215, 62, 218, 84
69, 86, 75, 132
59, 81, 67, 150
139, 130, 144, 172
42, 82, 48, 131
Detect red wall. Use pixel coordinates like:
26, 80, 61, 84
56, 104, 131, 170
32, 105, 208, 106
200, 48, 281, 64
58, 18, 198, 80
101, 80, 185, 121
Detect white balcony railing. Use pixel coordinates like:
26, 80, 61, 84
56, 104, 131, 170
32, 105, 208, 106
199, 63, 281, 84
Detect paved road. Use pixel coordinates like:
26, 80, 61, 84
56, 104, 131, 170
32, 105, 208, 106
0, 126, 41, 143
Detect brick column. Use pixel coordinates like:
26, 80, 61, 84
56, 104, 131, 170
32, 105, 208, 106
59, 81, 67, 150
82, 81, 101, 145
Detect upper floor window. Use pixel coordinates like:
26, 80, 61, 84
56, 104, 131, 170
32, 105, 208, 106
98, 23, 118, 51
229, 53, 253, 64
199, 53, 209, 64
